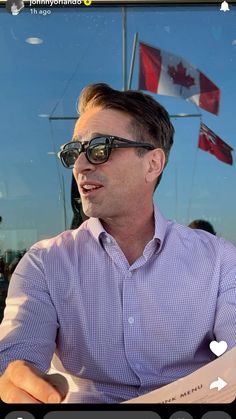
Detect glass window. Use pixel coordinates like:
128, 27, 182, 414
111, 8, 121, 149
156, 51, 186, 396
0, 2, 235, 261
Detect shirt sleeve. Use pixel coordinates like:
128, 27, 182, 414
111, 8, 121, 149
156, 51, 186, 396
0, 247, 59, 375
214, 238, 236, 349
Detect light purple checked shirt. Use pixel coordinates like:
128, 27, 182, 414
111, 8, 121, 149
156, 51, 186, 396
0, 205, 236, 403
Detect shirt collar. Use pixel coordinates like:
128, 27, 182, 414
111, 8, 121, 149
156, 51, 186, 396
87, 216, 106, 244
153, 204, 169, 253
87, 204, 169, 253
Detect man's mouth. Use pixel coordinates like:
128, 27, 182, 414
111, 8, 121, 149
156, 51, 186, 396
80, 183, 104, 197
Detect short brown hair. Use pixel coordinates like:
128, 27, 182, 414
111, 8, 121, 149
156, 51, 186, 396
78, 83, 174, 189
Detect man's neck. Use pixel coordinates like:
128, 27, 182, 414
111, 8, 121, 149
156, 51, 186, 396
100, 205, 155, 264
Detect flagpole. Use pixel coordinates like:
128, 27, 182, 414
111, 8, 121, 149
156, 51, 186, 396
122, 7, 127, 91
127, 32, 139, 90
170, 114, 201, 119
169, 112, 202, 223
49, 119, 67, 230
61, 173, 67, 230
48, 113, 202, 121
186, 145, 199, 224
186, 109, 202, 223
175, 164, 178, 221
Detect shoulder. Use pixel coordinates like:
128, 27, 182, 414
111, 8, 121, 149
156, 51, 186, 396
34, 220, 89, 248
165, 220, 236, 260
27, 220, 92, 261
153, 205, 234, 259
12, 221, 95, 276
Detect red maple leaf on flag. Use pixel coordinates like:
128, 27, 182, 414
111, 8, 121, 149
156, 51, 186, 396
168, 61, 195, 88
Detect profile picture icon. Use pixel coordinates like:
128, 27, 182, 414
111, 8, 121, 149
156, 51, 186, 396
6, 0, 24, 15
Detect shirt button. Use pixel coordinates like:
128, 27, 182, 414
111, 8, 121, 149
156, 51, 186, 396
127, 272, 132, 278
128, 316, 134, 324
106, 237, 112, 244
135, 363, 141, 370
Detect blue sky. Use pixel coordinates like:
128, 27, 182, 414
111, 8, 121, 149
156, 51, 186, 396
0, 4, 236, 251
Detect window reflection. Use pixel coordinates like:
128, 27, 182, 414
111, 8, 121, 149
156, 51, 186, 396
0, 4, 235, 264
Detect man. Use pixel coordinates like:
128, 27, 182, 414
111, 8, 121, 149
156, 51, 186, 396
5, 0, 24, 15
0, 83, 236, 404
188, 219, 216, 235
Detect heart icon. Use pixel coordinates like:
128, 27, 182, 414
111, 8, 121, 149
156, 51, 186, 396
209, 340, 228, 357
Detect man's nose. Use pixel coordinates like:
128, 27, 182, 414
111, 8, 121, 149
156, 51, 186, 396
73, 151, 95, 175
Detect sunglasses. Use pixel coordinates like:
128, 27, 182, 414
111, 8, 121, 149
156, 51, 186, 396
58, 135, 155, 168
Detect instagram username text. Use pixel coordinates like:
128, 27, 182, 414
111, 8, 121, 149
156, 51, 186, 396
29, 0, 83, 6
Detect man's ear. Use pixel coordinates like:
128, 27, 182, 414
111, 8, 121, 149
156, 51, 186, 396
145, 148, 166, 185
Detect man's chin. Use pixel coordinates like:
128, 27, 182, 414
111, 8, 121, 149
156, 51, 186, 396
82, 204, 103, 219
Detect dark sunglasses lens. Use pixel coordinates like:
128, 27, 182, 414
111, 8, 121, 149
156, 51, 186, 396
87, 144, 109, 163
61, 149, 80, 168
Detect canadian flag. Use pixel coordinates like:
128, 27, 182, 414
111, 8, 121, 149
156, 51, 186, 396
198, 123, 233, 165
139, 42, 220, 115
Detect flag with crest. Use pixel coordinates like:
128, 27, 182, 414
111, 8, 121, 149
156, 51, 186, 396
198, 123, 233, 165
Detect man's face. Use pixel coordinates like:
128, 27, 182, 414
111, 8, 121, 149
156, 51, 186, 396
72, 106, 155, 220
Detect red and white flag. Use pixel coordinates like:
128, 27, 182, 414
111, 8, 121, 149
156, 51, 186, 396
198, 123, 233, 165
139, 42, 220, 115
